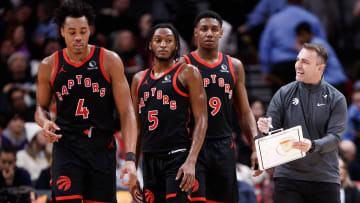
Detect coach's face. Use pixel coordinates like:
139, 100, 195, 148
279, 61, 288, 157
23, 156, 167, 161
61, 16, 90, 55
295, 48, 325, 84
150, 28, 177, 61
195, 18, 223, 49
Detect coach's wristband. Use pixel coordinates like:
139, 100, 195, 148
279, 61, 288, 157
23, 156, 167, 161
308, 141, 316, 153
125, 152, 136, 162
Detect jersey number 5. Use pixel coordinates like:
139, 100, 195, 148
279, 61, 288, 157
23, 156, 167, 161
209, 97, 221, 116
75, 99, 89, 119
148, 110, 158, 131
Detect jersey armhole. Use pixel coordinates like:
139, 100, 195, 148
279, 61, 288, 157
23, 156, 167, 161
50, 51, 59, 87
136, 69, 150, 96
173, 64, 189, 98
99, 48, 111, 83
183, 54, 191, 64
227, 55, 237, 85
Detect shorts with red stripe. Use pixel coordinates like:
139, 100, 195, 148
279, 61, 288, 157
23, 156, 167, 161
142, 149, 190, 203
51, 129, 117, 202
190, 136, 239, 203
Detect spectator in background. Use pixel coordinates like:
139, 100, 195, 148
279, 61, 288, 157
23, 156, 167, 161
16, 122, 52, 183
3, 52, 32, 94
259, 0, 326, 93
112, 29, 143, 84
96, 0, 136, 46
342, 81, 360, 180
0, 40, 15, 89
0, 147, 32, 188
339, 156, 360, 203
1, 112, 28, 152
339, 140, 360, 181
295, 22, 348, 95
12, 24, 30, 58
31, 0, 58, 59
136, 12, 153, 68
6, 87, 35, 122
238, 0, 286, 34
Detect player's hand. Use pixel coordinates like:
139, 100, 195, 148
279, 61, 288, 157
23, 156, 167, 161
130, 181, 143, 203
43, 120, 62, 143
252, 169, 263, 177
120, 160, 137, 187
176, 160, 195, 192
292, 138, 312, 152
257, 117, 272, 134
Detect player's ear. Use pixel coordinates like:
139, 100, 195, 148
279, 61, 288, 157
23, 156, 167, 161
194, 27, 198, 38
148, 41, 152, 51
60, 27, 65, 38
220, 27, 223, 38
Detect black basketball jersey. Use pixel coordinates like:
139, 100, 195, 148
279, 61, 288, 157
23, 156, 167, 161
183, 51, 236, 139
137, 62, 191, 152
51, 45, 115, 132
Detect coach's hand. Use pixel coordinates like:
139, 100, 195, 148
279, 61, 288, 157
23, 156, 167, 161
120, 161, 137, 187
130, 181, 143, 203
43, 120, 62, 143
292, 138, 312, 152
176, 160, 195, 192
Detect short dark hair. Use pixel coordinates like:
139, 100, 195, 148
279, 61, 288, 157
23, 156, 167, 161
54, 1, 95, 28
1, 147, 16, 157
146, 23, 181, 59
303, 43, 328, 64
193, 10, 223, 27
296, 22, 312, 35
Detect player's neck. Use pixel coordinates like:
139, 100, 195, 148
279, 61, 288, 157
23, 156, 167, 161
65, 45, 91, 64
196, 48, 219, 61
153, 60, 175, 75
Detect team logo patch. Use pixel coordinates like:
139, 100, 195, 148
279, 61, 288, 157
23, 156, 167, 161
87, 60, 98, 70
220, 64, 229, 72
145, 189, 155, 203
292, 98, 299, 106
192, 179, 199, 193
162, 75, 172, 83
56, 176, 71, 192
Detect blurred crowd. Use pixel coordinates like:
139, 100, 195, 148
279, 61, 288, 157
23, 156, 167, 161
1, 0, 360, 202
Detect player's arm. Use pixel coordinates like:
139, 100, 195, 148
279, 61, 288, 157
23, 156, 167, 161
103, 49, 137, 187
35, 54, 62, 143
231, 57, 258, 168
129, 70, 145, 203
176, 64, 208, 192
130, 71, 145, 168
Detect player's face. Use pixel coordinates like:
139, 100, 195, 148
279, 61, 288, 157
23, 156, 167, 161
194, 18, 223, 49
150, 28, 177, 61
295, 48, 324, 84
61, 16, 90, 54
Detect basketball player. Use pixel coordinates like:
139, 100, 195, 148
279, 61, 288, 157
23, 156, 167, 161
130, 23, 208, 203
35, 2, 137, 202
180, 11, 258, 203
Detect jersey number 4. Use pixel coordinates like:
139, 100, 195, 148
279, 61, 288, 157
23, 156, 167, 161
209, 97, 221, 116
75, 99, 89, 119
148, 110, 158, 131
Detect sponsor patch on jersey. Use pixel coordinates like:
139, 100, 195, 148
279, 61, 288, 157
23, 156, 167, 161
162, 74, 172, 83
87, 60, 98, 70
220, 64, 229, 72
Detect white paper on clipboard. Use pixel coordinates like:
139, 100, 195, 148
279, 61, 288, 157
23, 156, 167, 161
255, 125, 306, 170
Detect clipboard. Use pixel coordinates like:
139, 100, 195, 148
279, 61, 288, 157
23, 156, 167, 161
255, 125, 306, 170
